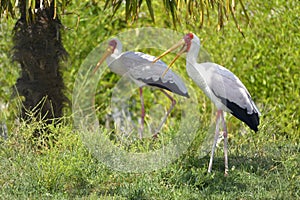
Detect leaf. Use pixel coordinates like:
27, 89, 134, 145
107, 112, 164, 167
217, 2, 223, 31
31, 0, 36, 21
100, 0, 249, 34
145, 0, 155, 22
210, 0, 215, 9
226, 0, 230, 12
104, 0, 110, 10
53, 0, 57, 19
229, 0, 245, 37
206, 0, 210, 25
132, 0, 137, 20
224, 0, 230, 19
239, 0, 250, 26
0, 0, 15, 18
111, 0, 122, 19
165, 0, 177, 28
125, 0, 130, 21
199, 0, 204, 28
26, 0, 30, 22
187, 0, 192, 15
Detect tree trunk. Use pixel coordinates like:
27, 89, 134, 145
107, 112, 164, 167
12, 1, 68, 126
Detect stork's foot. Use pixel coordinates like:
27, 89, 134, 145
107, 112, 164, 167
138, 128, 143, 139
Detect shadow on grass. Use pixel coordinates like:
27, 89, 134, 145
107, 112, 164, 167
160, 151, 286, 193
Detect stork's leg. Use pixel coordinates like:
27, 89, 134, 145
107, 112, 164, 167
139, 87, 145, 139
208, 110, 222, 173
153, 89, 176, 138
220, 111, 229, 176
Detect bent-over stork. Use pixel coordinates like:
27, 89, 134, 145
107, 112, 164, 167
94, 38, 189, 138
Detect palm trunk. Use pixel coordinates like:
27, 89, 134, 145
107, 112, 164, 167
13, 1, 68, 125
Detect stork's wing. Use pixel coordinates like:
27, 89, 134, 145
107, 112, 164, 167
116, 51, 189, 97
122, 51, 167, 65
200, 62, 260, 115
198, 62, 260, 131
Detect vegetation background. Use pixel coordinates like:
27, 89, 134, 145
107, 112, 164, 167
0, 0, 299, 199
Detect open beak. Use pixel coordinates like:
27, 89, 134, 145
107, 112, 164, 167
152, 39, 186, 78
93, 46, 114, 74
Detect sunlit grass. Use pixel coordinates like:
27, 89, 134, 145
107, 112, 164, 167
0, 118, 299, 199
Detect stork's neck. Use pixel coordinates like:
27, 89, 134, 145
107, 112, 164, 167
106, 53, 119, 66
185, 41, 206, 88
186, 42, 200, 65
106, 55, 115, 66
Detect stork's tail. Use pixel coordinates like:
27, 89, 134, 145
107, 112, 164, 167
223, 99, 260, 132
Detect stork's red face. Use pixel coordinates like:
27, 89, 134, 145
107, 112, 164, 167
183, 33, 194, 52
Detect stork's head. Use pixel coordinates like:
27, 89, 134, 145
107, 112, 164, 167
152, 32, 200, 77
108, 39, 117, 52
108, 38, 122, 57
153, 32, 199, 61
93, 38, 122, 74
182, 33, 200, 53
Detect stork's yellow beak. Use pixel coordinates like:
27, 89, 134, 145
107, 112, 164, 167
93, 46, 114, 74
152, 39, 186, 77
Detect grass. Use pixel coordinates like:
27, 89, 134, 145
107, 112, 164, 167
0, 121, 299, 199
0, 0, 299, 199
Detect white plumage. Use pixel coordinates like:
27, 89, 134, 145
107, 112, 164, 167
109, 50, 188, 96
94, 38, 189, 138
154, 33, 261, 175
184, 34, 260, 131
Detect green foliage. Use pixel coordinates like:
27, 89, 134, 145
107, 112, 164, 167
103, 0, 249, 34
0, 0, 299, 199
0, 17, 20, 129
0, 0, 15, 18
0, 0, 71, 20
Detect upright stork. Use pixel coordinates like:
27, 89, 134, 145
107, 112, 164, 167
153, 33, 260, 175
